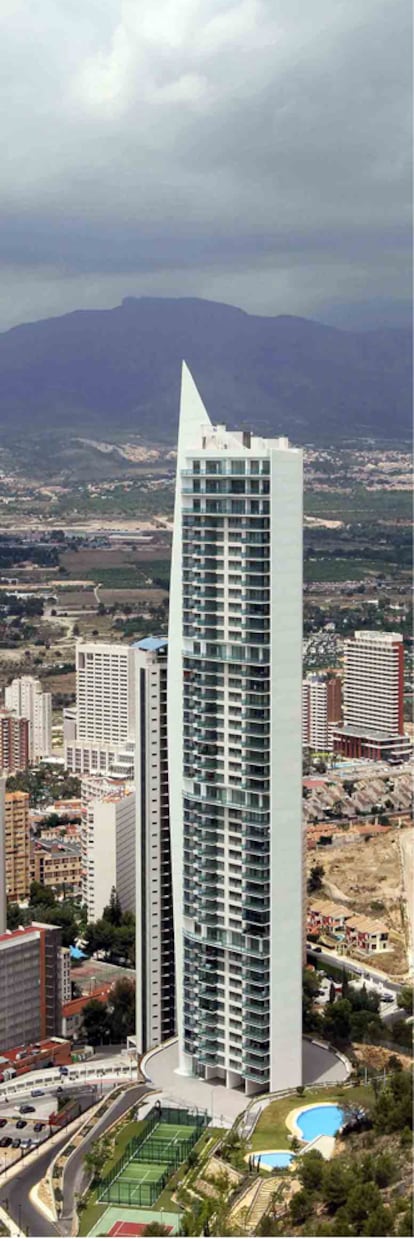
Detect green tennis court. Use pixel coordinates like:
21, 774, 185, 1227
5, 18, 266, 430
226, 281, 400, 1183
117, 1162, 170, 1188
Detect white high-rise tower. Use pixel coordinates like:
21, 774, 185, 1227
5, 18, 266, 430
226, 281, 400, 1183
168, 364, 303, 1096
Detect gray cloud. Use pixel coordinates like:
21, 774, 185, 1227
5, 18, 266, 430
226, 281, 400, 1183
0, 0, 411, 329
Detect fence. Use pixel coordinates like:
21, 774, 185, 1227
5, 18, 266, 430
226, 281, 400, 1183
99, 1102, 209, 1208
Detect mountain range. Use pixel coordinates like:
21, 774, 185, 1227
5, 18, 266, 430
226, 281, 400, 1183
0, 297, 410, 445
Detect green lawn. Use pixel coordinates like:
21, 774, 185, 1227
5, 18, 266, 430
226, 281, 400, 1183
250, 1084, 374, 1152
304, 488, 412, 522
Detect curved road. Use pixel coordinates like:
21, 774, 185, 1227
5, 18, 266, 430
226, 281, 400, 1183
0, 1083, 150, 1237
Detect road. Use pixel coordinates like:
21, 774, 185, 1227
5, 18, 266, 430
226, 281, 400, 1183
0, 1083, 149, 1237
59, 1083, 149, 1234
307, 947, 402, 994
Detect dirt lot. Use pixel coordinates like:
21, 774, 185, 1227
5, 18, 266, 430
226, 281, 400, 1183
308, 827, 412, 977
100, 587, 167, 606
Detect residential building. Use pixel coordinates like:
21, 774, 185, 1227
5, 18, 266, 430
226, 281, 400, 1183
344, 915, 389, 954
0, 711, 29, 774
0, 927, 42, 1051
65, 641, 137, 776
31, 922, 62, 1039
333, 631, 406, 760
5, 676, 52, 760
302, 673, 342, 751
168, 364, 303, 1095
5, 791, 30, 902
81, 777, 135, 920
0, 777, 6, 934
30, 839, 82, 897
61, 946, 72, 1004
134, 637, 175, 1055
308, 901, 350, 936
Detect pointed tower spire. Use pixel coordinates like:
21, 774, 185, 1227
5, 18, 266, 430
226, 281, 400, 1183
178, 362, 211, 454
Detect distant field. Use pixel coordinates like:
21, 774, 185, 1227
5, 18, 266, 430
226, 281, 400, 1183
304, 487, 412, 521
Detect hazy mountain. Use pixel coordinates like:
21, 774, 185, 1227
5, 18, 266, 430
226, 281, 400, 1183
0, 297, 410, 444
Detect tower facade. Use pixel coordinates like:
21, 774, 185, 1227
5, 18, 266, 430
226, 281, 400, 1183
134, 638, 175, 1054
5, 676, 51, 761
333, 631, 407, 761
168, 364, 303, 1096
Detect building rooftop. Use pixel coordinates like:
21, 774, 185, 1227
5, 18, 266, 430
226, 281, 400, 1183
132, 636, 168, 652
345, 914, 389, 934
309, 901, 350, 918
62, 984, 113, 1017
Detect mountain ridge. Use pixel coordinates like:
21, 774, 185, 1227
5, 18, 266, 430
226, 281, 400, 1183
0, 296, 410, 443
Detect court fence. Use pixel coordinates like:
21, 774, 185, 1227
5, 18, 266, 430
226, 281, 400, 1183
99, 1103, 209, 1208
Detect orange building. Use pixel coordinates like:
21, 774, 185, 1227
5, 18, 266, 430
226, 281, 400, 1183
5, 791, 30, 901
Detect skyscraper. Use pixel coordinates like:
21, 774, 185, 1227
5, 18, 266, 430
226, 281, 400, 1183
333, 631, 407, 760
134, 638, 175, 1055
168, 364, 303, 1096
65, 640, 136, 776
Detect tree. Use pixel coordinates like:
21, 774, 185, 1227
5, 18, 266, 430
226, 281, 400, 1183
397, 985, 413, 1015
142, 1227, 171, 1237
290, 1190, 313, 1225
82, 998, 110, 1045
299, 1150, 324, 1192
373, 1152, 397, 1188
346, 1181, 381, 1228
106, 887, 123, 926
322, 999, 352, 1045
29, 880, 56, 908
322, 1160, 350, 1211
329, 982, 336, 1005
307, 864, 325, 894
108, 978, 136, 1041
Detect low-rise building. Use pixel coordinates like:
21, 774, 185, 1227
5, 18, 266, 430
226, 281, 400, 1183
308, 901, 350, 936
344, 914, 389, 954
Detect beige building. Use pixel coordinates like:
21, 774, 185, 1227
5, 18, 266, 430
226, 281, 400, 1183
5, 676, 52, 761
31, 841, 81, 897
5, 791, 30, 902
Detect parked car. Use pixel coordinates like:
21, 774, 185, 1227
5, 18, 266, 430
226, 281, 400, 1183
15, 1120, 27, 1129
31, 1089, 44, 1097
0, 1119, 7, 1128
20, 1138, 32, 1149
19, 1104, 35, 1114
2, 1137, 12, 1147
59, 1067, 69, 1076
33, 1122, 44, 1132
11, 1138, 21, 1149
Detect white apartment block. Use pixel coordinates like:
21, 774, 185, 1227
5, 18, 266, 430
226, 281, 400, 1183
81, 777, 135, 921
168, 363, 303, 1095
302, 674, 342, 752
5, 676, 52, 761
334, 631, 405, 761
65, 640, 137, 775
343, 631, 404, 736
134, 638, 175, 1055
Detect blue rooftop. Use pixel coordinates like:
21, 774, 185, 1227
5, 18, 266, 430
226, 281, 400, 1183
70, 945, 86, 960
132, 637, 168, 652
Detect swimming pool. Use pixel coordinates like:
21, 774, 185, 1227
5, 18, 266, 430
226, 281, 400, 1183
252, 1151, 295, 1170
296, 1104, 344, 1141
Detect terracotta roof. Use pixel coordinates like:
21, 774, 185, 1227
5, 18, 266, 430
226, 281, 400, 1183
62, 985, 113, 1017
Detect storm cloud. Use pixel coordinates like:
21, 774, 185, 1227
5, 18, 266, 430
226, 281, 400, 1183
0, 0, 411, 328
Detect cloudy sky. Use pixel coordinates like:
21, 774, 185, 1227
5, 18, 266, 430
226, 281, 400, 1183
0, 0, 411, 330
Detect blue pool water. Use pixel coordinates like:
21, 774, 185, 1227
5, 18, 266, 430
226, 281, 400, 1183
296, 1104, 344, 1141
253, 1151, 295, 1170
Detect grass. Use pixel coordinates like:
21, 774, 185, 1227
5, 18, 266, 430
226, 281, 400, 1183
304, 487, 412, 522
250, 1084, 374, 1152
304, 558, 395, 583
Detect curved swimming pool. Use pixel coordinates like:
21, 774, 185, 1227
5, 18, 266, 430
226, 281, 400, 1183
296, 1104, 344, 1141
253, 1151, 295, 1170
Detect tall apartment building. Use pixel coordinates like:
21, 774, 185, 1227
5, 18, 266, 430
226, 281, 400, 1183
0, 921, 62, 1051
302, 673, 342, 751
61, 945, 72, 1004
168, 364, 303, 1095
333, 631, 406, 760
5, 791, 30, 902
134, 638, 175, 1055
81, 776, 135, 920
0, 711, 29, 774
65, 641, 136, 776
0, 778, 6, 934
5, 676, 52, 761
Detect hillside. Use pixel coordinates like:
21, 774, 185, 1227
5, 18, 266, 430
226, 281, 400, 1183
0, 297, 410, 444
